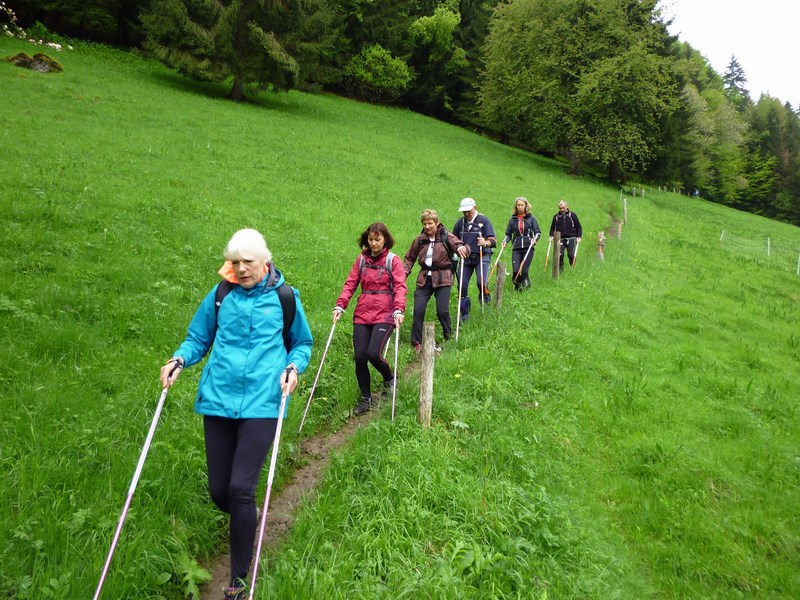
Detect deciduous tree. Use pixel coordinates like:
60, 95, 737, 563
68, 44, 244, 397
479, 0, 676, 180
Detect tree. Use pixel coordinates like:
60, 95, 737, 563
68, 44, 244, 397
142, 0, 322, 101
479, 0, 676, 179
722, 54, 751, 112
405, 0, 468, 117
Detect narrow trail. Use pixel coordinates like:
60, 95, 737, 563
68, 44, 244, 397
198, 407, 382, 599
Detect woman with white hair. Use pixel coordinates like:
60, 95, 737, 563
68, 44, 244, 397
159, 228, 313, 599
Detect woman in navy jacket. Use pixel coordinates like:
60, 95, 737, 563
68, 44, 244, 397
502, 197, 541, 290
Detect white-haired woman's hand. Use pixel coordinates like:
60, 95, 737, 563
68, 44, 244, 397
160, 357, 184, 388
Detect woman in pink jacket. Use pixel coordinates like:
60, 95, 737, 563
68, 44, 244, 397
334, 222, 407, 415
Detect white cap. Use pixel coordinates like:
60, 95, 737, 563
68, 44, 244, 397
459, 197, 476, 211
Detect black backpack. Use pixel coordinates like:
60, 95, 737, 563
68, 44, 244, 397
214, 280, 296, 352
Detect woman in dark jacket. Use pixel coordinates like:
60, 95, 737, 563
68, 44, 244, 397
335, 222, 407, 415
403, 209, 470, 351
502, 197, 541, 290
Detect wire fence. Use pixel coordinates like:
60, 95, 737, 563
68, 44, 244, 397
719, 230, 800, 275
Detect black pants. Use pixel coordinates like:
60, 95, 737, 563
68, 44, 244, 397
411, 277, 452, 345
511, 246, 535, 288
558, 237, 577, 268
353, 322, 394, 398
204, 416, 278, 585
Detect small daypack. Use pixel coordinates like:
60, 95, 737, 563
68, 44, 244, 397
214, 280, 296, 351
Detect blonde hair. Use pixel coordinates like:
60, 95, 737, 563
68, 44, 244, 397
420, 209, 439, 224
513, 197, 531, 216
223, 228, 272, 263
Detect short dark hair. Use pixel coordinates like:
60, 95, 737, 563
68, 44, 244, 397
358, 222, 394, 250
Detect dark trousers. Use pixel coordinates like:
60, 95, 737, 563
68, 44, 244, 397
204, 416, 278, 585
511, 247, 535, 288
411, 277, 452, 345
353, 322, 394, 398
558, 237, 577, 268
457, 255, 491, 317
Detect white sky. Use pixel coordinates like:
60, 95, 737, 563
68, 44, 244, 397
662, 0, 800, 108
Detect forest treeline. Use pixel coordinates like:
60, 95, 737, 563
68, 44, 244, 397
8, 0, 800, 225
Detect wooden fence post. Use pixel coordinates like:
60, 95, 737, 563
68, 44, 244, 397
494, 263, 506, 309
597, 231, 605, 261
418, 322, 434, 427
552, 231, 561, 278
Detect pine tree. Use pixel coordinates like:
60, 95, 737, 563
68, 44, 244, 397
142, 0, 313, 101
722, 54, 751, 111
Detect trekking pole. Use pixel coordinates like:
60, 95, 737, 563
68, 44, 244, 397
543, 239, 552, 271
514, 241, 535, 284
486, 242, 506, 286
478, 245, 485, 311
455, 257, 464, 341
571, 239, 581, 268
391, 324, 400, 421
249, 392, 289, 600
93, 387, 170, 600
298, 319, 338, 433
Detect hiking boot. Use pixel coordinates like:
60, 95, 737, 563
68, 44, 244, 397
353, 396, 372, 416
223, 580, 247, 599
413, 342, 422, 353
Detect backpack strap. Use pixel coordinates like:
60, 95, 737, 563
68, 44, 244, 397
213, 279, 296, 352
277, 283, 296, 352
214, 279, 235, 319
359, 253, 395, 294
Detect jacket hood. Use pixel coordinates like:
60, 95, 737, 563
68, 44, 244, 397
217, 261, 282, 288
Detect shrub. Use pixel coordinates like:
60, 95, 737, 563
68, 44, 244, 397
343, 44, 413, 104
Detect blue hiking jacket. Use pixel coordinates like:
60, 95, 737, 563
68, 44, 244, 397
173, 268, 313, 419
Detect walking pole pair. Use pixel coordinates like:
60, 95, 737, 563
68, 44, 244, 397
93, 386, 170, 600
298, 318, 338, 433
455, 257, 464, 341
249, 391, 290, 600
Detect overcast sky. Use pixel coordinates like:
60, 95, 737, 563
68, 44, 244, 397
662, 0, 800, 108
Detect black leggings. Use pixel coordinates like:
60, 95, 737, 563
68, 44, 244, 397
411, 277, 452, 344
511, 247, 535, 287
353, 322, 394, 398
204, 416, 278, 585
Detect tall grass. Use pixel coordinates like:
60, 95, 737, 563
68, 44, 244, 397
1, 37, 799, 598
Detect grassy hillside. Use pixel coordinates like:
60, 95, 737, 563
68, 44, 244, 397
2, 38, 799, 599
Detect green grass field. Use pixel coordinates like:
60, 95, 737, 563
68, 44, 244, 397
2, 38, 799, 599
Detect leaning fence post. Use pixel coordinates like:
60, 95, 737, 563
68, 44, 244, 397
418, 323, 434, 428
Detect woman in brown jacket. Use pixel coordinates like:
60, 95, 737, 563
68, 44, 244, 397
403, 209, 470, 351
